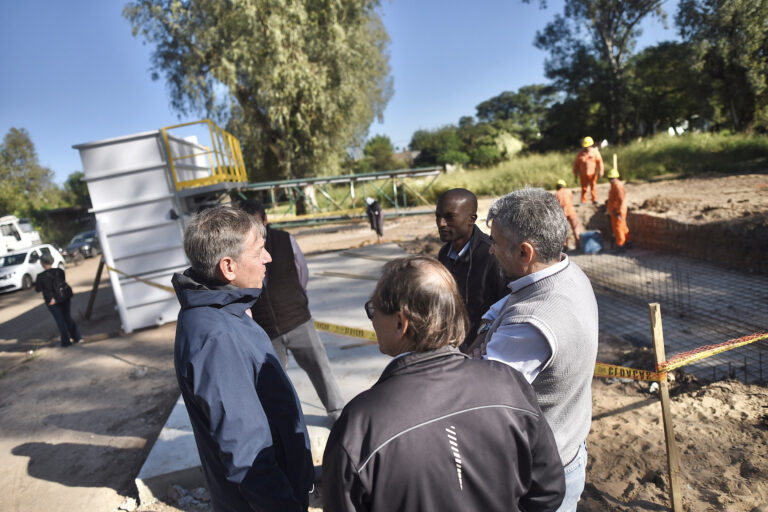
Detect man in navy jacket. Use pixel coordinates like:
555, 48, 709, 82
172, 206, 314, 512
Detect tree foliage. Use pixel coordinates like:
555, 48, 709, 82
124, 0, 393, 181
0, 128, 63, 216
475, 85, 558, 144
677, 0, 768, 131
626, 42, 712, 135
531, 0, 666, 142
355, 134, 404, 172
63, 171, 91, 208
409, 120, 523, 168
410, 126, 469, 166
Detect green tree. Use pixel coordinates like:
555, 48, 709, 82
676, 0, 768, 131
531, 0, 666, 142
469, 145, 501, 166
362, 134, 402, 172
63, 171, 92, 208
627, 41, 712, 135
0, 128, 63, 215
409, 126, 467, 166
475, 84, 557, 144
124, 0, 393, 181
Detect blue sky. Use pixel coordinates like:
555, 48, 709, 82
0, 1, 677, 185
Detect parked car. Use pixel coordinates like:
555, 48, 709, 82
63, 230, 101, 260
0, 244, 66, 293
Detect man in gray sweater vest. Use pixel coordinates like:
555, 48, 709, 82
473, 188, 599, 512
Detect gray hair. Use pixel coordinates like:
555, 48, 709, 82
183, 206, 265, 280
373, 255, 468, 351
487, 188, 567, 263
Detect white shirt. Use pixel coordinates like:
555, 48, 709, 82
482, 255, 570, 383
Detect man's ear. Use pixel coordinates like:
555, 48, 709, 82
469, 213, 478, 224
394, 311, 408, 338
520, 241, 535, 264
217, 256, 237, 283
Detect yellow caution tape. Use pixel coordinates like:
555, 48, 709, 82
106, 265, 175, 294
593, 362, 666, 382
313, 321, 377, 343
659, 332, 768, 372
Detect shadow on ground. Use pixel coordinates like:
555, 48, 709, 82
12, 442, 143, 494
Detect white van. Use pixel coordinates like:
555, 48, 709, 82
1, 216, 42, 253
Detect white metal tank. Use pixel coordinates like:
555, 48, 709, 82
73, 120, 247, 333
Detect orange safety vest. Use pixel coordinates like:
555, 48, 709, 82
555, 188, 576, 218
573, 147, 604, 177
606, 180, 628, 219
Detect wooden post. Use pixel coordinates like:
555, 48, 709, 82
649, 303, 683, 512
84, 258, 105, 320
613, 153, 618, 173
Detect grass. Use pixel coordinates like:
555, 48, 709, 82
425, 132, 768, 200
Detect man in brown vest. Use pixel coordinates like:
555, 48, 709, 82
240, 200, 345, 420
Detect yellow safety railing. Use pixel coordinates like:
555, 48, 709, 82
161, 119, 248, 191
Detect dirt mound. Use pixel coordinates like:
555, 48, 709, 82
586, 375, 768, 511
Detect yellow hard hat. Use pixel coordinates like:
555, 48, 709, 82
556, 179, 567, 187
606, 168, 619, 179
581, 136, 594, 147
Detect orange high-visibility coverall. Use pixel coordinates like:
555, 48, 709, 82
573, 147, 604, 203
555, 187, 580, 247
606, 179, 631, 247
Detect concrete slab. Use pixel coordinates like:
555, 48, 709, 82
135, 396, 203, 505
136, 243, 405, 503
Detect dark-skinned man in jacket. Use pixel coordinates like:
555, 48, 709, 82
436, 188, 507, 351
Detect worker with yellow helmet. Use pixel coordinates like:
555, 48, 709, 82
572, 136, 604, 204
606, 168, 631, 248
555, 179, 580, 250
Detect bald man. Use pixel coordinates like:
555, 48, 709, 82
435, 188, 507, 351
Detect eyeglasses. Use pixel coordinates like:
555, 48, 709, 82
364, 300, 375, 320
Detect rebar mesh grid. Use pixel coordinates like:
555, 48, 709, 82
571, 249, 768, 383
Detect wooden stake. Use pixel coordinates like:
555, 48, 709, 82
613, 153, 618, 173
84, 258, 105, 320
649, 303, 683, 512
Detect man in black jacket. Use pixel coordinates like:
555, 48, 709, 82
322, 255, 565, 512
436, 188, 507, 351
173, 206, 313, 511
240, 200, 345, 420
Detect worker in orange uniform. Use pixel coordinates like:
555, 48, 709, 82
555, 179, 580, 250
572, 136, 604, 204
606, 168, 631, 248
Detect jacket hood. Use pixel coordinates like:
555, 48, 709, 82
172, 268, 262, 311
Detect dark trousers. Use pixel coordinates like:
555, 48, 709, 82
47, 299, 81, 346
271, 318, 345, 416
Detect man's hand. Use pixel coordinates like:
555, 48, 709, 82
48, 298, 56, 306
